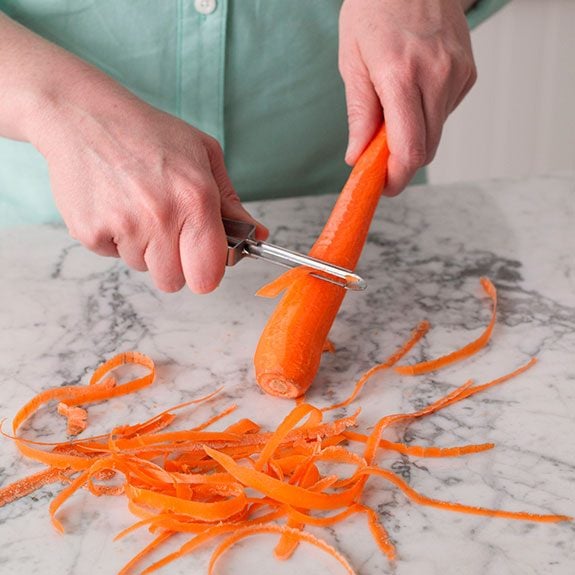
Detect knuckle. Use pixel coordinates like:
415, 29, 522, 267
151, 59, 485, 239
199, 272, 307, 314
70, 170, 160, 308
203, 135, 224, 158
112, 212, 137, 239
220, 187, 241, 205
346, 100, 369, 125
149, 201, 175, 232
425, 146, 438, 165
139, 187, 178, 233
468, 62, 478, 86
76, 226, 109, 252
187, 186, 217, 219
402, 144, 428, 169
338, 53, 355, 80
436, 47, 476, 85
156, 275, 186, 293
383, 58, 418, 88
188, 274, 221, 295
434, 54, 455, 81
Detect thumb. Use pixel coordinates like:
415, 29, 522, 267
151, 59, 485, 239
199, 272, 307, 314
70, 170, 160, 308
343, 66, 383, 166
206, 138, 269, 241
221, 193, 269, 242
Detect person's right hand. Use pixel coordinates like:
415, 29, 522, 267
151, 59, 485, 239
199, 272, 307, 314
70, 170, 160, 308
33, 82, 266, 293
1, 12, 265, 294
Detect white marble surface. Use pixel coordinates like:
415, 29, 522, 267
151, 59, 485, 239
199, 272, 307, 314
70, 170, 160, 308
0, 174, 574, 575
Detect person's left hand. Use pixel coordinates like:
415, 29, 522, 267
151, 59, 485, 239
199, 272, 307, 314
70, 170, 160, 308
339, 0, 477, 196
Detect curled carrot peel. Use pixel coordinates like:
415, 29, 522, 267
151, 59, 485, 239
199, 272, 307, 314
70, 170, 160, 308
208, 524, 357, 575
359, 504, 397, 561
255, 267, 313, 299
395, 277, 497, 375
254, 125, 390, 398
322, 320, 430, 412
1, 286, 571, 575
203, 445, 363, 511
13, 351, 155, 433
358, 466, 571, 523
342, 429, 495, 459
57, 403, 88, 436
0, 467, 72, 507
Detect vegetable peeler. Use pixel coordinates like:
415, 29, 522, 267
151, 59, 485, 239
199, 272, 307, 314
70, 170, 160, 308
224, 218, 367, 291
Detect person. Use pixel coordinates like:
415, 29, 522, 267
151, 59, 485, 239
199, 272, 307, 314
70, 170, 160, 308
0, 0, 509, 293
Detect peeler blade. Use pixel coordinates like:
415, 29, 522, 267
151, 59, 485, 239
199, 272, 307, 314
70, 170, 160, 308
223, 218, 367, 291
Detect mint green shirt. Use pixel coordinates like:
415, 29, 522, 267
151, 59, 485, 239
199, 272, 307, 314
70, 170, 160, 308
0, 0, 510, 227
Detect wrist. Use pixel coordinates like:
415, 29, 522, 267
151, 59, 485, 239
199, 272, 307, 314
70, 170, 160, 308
0, 13, 127, 153
24, 62, 113, 154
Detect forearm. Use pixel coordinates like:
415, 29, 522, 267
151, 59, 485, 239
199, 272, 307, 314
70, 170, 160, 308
0, 13, 119, 147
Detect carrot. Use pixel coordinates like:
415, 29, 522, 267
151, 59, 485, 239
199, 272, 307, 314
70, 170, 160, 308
254, 125, 390, 398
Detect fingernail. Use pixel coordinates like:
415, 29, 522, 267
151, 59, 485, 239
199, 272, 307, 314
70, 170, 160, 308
345, 144, 357, 166
255, 223, 270, 241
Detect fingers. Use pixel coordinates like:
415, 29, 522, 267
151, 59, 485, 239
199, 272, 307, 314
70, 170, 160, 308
421, 48, 477, 164
339, 0, 478, 197
115, 242, 148, 272
68, 132, 261, 295
340, 45, 383, 166
341, 42, 428, 195
450, 60, 477, 113
179, 186, 228, 294
144, 234, 185, 293
376, 79, 427, 197
69, 228, 119, 258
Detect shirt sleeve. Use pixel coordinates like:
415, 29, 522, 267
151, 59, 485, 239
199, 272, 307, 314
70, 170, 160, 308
466, 0, 512, 29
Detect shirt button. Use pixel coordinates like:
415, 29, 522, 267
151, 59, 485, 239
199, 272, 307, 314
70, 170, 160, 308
194, 0, 217, 15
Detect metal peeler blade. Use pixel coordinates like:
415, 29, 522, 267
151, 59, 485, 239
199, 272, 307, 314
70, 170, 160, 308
224, 218, 367, 291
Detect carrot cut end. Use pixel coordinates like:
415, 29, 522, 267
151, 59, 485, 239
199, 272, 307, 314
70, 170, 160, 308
258, 374, 303, 399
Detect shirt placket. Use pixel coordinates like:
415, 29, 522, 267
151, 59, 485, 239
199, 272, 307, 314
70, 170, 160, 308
178, 0, 228, 148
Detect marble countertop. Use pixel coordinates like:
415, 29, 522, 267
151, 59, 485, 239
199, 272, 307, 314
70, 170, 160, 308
1, 174, 574, 575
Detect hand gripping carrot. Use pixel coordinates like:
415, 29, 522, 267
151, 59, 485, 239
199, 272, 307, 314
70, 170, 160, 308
254, 125, 390, 398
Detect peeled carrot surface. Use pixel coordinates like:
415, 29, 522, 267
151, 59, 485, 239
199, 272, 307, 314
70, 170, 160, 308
0, 280, 571, 574
254, 126, 390, 398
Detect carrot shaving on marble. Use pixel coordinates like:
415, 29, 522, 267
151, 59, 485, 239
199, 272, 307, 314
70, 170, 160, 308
0, 280, 570, 574
57, 402, 88, 436
395, 277, 497, 375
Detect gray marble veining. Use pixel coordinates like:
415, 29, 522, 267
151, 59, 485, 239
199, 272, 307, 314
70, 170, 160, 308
0, 174, 574, 574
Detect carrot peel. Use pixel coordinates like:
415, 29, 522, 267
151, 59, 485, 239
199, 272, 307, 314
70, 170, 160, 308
395, 278, 497, 375
1, 292, 571, 575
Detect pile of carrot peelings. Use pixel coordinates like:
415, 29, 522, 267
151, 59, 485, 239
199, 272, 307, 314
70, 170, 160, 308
0, 291, 571, 575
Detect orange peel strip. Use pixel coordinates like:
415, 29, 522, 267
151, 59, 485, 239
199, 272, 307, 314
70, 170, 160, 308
208, 524, 357, 575
395, 278, 496, 375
